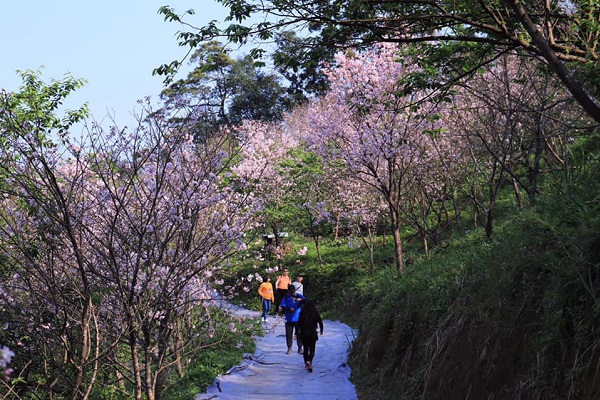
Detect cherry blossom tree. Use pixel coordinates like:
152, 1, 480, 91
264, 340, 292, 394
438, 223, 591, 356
448, 52, 592, 236
0, 70, 96, 398
337, 176, 388, 272
398, 121, 469, 253
304, 44, 452, 273
0, 73, 255, 399
289, 108, 390, 269
230, 118, 298, 259
78, 116, 253, 400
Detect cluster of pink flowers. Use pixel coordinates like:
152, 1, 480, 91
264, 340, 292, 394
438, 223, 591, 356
0, 346, 14, 378
0, 346, 14, 368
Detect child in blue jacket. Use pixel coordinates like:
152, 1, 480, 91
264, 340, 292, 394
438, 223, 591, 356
281, 284, 305, 354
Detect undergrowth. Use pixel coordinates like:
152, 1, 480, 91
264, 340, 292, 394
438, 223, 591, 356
344, 150, 600, 399
161, 309, 262, 400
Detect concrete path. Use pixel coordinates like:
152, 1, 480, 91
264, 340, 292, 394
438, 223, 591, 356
196, 310, 358, 400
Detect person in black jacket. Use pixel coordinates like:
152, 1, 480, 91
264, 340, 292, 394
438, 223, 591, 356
297, 299, 323, 372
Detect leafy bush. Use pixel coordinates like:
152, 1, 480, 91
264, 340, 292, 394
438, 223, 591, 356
162, 309, 262, 400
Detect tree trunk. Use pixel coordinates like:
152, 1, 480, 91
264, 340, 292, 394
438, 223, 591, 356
130, 331, 144, 400
512, 177, 523, 210
272, 223, 281, 250
175, 319, 184, 377
72, 297, 91, 400
506, 0, 600, 123
389, 208, 405, 273
485, 202, 494, 238
368, 227, 375, 274
357, 225, 376, 273
311, 228, 323, 266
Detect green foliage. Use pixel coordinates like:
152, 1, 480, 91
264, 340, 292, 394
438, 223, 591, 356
161, 0, 600, 124
157, 40, 291, 141
272, 30, 331, 100
226, 55, 289, 123
161, 309, 262, 400
0, 69, 88, 143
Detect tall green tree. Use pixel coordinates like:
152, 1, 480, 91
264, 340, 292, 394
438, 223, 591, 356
158, 41, 291, 140
279, 146, 334, 265
158, 1, 600, 124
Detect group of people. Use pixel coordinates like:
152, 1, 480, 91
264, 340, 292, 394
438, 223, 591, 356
257, 267, 324, 372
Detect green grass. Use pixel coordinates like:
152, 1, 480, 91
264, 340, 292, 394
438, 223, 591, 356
162, 309, 263, 400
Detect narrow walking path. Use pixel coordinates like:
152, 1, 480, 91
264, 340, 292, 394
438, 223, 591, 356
196, 308, 358, 400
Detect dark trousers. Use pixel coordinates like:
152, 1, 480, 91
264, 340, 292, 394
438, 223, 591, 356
301, 334, 317, 363
285, 322, 303, 349
274, 288, 287, 314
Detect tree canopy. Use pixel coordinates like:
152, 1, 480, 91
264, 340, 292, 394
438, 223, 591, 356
157, 0, 600, 122
158, 41, 291, 140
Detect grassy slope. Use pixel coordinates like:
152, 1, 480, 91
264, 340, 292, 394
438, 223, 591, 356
161, 309, 262, 400
341, 141, 600, 399
345, 214, 598, 399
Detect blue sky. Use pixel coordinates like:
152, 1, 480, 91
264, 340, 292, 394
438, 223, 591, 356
1, 0, 228, 130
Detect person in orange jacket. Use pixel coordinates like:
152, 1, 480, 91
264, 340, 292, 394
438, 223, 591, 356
258, 276, 275, 322
274, 267, 291, 316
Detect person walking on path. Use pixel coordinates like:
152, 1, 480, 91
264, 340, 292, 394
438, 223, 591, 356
292, 273, 304, 296
197, 316, 358, 399
297, 299, 324, 372
257, 276, 274, 322
281, 284, 305, 354
273, 266, 291, 316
